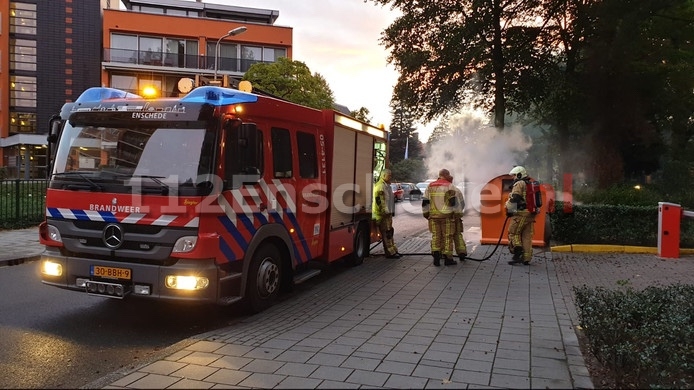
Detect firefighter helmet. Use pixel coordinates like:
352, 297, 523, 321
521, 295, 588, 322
509, 166, 528, 179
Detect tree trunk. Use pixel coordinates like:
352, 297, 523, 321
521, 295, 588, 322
492, 0, 506, 130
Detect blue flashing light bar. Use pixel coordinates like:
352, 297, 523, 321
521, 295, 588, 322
181, 86, 258, 105
75, 87, 142, 103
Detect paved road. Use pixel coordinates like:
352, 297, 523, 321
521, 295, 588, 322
2, 218, 693, 389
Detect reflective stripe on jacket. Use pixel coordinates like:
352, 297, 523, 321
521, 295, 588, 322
423, 178, 456, 219
372, 178, 392, 220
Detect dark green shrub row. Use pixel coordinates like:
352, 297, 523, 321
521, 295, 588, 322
574, 284, 694, 389
0, 179, 47, 229
573, 182, 694, 209
549, 201, 694, 247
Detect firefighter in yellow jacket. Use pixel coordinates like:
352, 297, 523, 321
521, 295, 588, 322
422, 169, 457, 266
505, 166, 536, 265
373, 169, 401, 259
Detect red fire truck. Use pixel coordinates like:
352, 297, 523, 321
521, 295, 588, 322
39, 85, 388, 312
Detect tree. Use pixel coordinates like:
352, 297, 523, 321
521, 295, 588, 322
370, 0, 546, 130
242, 57, 335, 109
391, 158, 427, 183
350, 107, 372, 123
427, 117, 451, 144
534, 0, 694, 187
389, 99, 423, 163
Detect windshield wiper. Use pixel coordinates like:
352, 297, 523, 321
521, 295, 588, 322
132, 175, 170, 195
52, 171, 103, 191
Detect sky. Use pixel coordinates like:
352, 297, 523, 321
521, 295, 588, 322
201, 0, 438, 139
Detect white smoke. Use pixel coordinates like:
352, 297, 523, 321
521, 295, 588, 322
424, 112, 533, 211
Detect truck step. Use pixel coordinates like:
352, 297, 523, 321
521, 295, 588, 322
293, 269, 321, 284
218, 296, 244, 306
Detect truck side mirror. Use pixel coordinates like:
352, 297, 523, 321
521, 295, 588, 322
46, 115, 63, 179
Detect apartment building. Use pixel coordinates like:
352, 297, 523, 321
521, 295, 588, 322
0, 0, 292, 179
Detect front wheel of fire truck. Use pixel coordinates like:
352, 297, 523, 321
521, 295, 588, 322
246, 244, 282, 313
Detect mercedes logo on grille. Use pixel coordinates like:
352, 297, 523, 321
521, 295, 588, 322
103, 224, 124, 249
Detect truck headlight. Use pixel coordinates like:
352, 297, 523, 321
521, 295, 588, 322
172, 236, 197, 253
165, 275, 209, 290
42, 260, 63, 277
47, 224, 62, 243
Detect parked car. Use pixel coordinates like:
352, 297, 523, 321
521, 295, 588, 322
390, 183, 404, 202
416, 181, 430, 194
400, 182, 422, 200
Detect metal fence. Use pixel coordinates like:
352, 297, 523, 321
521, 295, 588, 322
0, 179, 47, 229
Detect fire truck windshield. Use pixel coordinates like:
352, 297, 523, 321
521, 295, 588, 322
50, 123, 216, 195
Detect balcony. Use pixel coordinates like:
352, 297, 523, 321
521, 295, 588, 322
103, 48, 268, 73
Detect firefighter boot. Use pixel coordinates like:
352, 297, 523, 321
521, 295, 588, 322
433, 251, 441, 267
508, 246, 524, 265
443, 255, 456, 266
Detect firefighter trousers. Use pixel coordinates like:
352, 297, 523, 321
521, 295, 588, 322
375, 217, 398, 256
508, 213, 535, 262
429, 217, 454, 257
453, 217, 467, 256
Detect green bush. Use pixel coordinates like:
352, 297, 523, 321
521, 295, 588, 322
574, 284, 694, 389
550, 202, 659, 246
549, 185, 694, 248
573, 183, 663, 206
0, 179, 47, 229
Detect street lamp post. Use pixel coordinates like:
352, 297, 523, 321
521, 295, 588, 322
214, 26, 247, 82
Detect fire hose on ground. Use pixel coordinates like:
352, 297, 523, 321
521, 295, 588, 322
370, 216, 511, 262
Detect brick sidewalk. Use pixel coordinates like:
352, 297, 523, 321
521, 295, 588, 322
551, 252, 694, 326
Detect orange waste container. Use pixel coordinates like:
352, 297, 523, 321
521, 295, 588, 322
479, 174, 552, 247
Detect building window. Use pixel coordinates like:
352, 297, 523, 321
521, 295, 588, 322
111, 73, 186, 97
241, 45, 285, 71
111, 33, 200, 67
9, 112, 36, 134
137, 6, 164, 14
242, 46, 262, 61
207, 42, 240, 72
166, 9, 188, 16
10, 38, 36, 71
140, 36, 163, 65
184, 40, 199, 68
263, 47, 286, 62
10, 75, 36, 108
10, 2, 37, 35
110, 34, 138, 63
111, 74, 138, 93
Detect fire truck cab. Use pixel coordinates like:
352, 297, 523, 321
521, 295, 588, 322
39, 85, 388, 313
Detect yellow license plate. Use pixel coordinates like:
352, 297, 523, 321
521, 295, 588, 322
91, 265, 132, 280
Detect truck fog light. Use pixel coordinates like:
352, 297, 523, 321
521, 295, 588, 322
134, 285, 151, 295
76, 278, 88, 287
172, 236, 197, 253
47, 224, 62, 243
42, 260, 63, 277
165, 275, 209, 290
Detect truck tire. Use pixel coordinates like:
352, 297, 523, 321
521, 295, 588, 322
246, 244, 282, 313
347, 222, 369, 267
